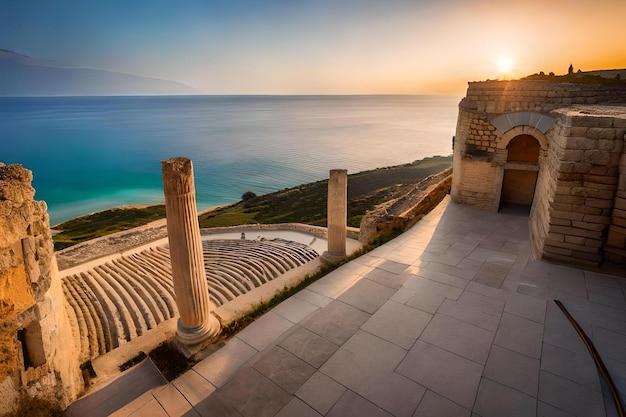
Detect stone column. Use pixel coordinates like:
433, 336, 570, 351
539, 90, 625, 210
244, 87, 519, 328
162, 157, 220, 345
323, 169, 347, 262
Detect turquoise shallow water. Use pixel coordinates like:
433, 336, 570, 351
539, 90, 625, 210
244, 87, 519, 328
1, 95, 460, 225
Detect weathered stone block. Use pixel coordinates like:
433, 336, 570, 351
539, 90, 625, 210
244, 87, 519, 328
572, 251, 603, 263
557, 180, 583, 187
584, 149, 611, 165
562, 150, 584, 162
586, 198, 614, 209
613, 118, 626, 128
564, 235, 586, 245
573, 162, 593, 173
606, 228, 626, 248
550, 225, 602, 239
610, 153, 622, 166
549, 209, 584, 221
598, 139, 622, 152
571, 187, 614, 199
613, 198, 626, 211
588, 166, 608, 175
543, 244, 572, 256
547, 232, 564, 242
558, 162, 575, 173
612, 216, 626, 228
585, 239, 604, 248
558, 172, 584, 182
551, 217, 571, 226
571, 115, 614, 128
571, 221, 607, 232
554, 195, 585, 205
583, 214, 612, 225
587, 128, 616, 140
584, 176, 618, 186
551, 203, 573, 212
563, 137, 597, 150
571, 205, 601, 218
561, 241, 598, 253
555, 186, 571, 196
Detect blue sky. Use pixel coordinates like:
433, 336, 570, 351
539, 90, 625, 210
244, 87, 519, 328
2, 0, 625, 94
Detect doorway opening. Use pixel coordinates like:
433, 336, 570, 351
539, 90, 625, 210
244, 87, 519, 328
500, 134, 540, 213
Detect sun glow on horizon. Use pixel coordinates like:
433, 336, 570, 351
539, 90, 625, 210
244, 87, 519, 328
496, 55, 516, 79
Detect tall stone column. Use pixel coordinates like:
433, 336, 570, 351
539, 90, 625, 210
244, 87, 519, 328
323, 169, 347, 262
162, 157, 220, 345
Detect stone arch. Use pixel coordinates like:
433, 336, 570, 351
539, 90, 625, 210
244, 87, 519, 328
490, 124, 548, 212
491, 111, 555, 136
497, 125, 549, 151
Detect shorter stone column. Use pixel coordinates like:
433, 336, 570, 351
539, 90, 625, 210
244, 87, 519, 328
323, 169, 347, 262
162, 157, 220, 346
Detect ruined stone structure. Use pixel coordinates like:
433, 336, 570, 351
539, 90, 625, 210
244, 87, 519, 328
452, 80, 626, 267
359, 168, 452, 244
60, 238, 317, 360
161, 157, 220, 346
0, 164, 82, 415
323, 169, 348, 262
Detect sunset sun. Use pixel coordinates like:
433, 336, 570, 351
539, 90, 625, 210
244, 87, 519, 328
496, 55, 515, 78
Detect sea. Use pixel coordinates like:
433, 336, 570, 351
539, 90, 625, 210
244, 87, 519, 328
0, 95, 460, 226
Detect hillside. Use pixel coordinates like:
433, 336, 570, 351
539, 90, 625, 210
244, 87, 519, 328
0, 49, 196, 96
52, 155, 453, 250
198, 155, 453, 228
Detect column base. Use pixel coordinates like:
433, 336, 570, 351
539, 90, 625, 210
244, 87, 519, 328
321, 251, 346, 264
175, 314, 221, 348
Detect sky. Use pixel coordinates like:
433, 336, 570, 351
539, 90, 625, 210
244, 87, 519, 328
2, 0, 626, 95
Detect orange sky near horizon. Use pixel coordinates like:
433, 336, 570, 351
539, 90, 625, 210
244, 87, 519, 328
324, 0, 626, 95
2, 0, 625, 95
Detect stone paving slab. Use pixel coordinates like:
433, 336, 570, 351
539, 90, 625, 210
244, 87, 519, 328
92, 197, 626, 416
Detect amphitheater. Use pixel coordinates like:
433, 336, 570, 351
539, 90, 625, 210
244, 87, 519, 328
59, 233, 321, 362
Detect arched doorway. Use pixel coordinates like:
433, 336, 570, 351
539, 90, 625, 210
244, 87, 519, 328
500, 134, 540, 209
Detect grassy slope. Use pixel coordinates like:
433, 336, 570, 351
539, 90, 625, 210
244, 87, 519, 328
199, 155, 452, 228
52, 205, 167, 250
53, 155, 452, 250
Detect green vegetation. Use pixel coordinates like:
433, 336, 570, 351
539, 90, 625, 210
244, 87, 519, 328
118, 352, 147, 372
53, 205, 167, 250
147, 342, 192, 381
120, 342, 192, 382
199, 156, 453, 229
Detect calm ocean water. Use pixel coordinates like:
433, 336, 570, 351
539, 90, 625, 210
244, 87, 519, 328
1, 95, 460, 225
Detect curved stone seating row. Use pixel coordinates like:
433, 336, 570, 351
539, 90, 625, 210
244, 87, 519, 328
61, 238, 318, 362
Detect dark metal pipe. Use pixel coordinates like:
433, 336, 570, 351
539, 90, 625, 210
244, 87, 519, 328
554, 299, 626, 417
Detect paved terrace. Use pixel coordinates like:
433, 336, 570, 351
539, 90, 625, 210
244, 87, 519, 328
83, 197, 626, 417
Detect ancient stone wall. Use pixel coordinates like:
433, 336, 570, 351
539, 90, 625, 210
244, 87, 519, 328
452, 79, 626, 267
360, 168, 452, 244
605, 150, 626, 263
458, 81, 626, 156
530, 108, 626, 265
0, 164, 82, 415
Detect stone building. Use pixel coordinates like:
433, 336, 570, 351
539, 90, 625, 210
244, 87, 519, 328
0, 164, 83, 415
451, 79, 626, 267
